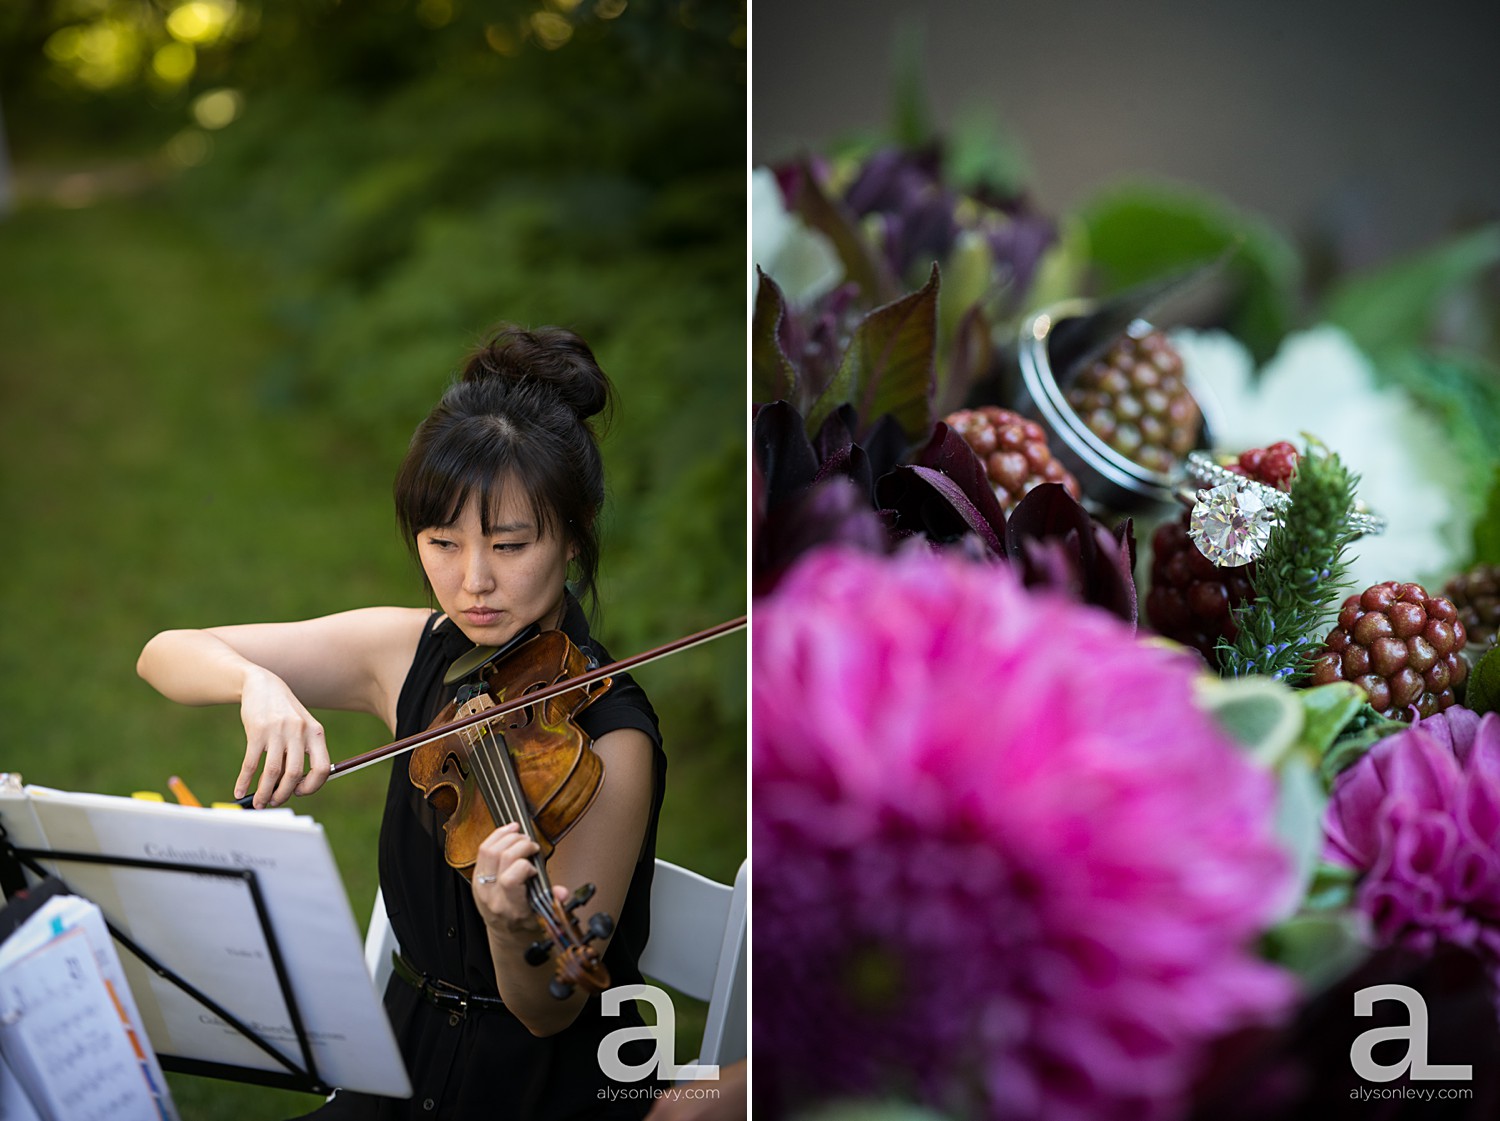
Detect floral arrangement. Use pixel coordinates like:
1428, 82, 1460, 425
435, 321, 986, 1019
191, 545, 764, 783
753, 114, 1500, 1120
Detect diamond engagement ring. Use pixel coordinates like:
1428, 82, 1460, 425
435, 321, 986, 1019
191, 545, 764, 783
1183, 451, 1385, 567
476, 874, 498, 884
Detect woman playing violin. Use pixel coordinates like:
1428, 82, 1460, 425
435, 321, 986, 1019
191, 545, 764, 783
137, 326, 665, 1119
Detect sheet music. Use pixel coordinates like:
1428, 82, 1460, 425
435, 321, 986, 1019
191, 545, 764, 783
0, 785, 410, 1099
1, 1050, 45, 1121
0, 928, 163, 1121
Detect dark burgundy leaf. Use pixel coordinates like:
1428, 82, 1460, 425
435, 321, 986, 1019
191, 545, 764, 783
860, 413, 910, 479
752, 401, 818, 513
1007, 484, 1140, 625
754, 477, 891, 597
752, 269, 799, 406
1006, 482, 1097, 553
876, 464, 1004, 557
812, 443, 876, 507
811, 403, 859, 464
1019, 534, 1087, 603
912, 421, 1008, 549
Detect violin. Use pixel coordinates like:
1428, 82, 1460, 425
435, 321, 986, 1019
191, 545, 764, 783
410, 628, 614, 998
313, 615, 745, 1000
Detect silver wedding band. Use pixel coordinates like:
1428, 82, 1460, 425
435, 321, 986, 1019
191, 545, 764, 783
1015, 301, 1222, 514
476, 874, 498, 885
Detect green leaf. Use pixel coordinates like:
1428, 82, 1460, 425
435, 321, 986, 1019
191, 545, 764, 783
752, 269, 799, 406
1076, 182, 1301, 362
1292, 682, 1367, 761
946, 108, 1030, 198
934, 302, 993, 419
1319, 706, 1407, 785
1324, 224, 1500, 358
1195, 674, 1304, 766
794, 158, 899, 305
888, 23, 932, 151
810, 265, 939, 442
1263, 913, 1369, 991
1304, 861, 1358, 912
936, 229, 991, 344
1468, 645, 1500, 718
1275, 754, 1329, 918
1022, 214, 1089, 315
1475, 464, 1500, 566
1370, 349, 1500, 516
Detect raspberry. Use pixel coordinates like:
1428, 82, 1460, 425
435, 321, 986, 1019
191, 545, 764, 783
945, 406, 1081, 511
1145, 442, 1298, 662
1226, 440, 1299, 492
1064, 327, 1201, 475
1308, 581, 1470, 721
1444, 563, 1500, 650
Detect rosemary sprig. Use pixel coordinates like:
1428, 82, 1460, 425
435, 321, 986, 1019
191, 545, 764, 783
1217, 442, 1361, 682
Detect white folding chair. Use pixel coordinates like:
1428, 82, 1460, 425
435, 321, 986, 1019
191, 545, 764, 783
364, 885, 397, 995
638, 858, 748, 1067
363, 856, 748, 1068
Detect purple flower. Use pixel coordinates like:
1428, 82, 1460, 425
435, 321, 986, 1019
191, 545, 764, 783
1324, 707, 1500, 969
844, 148, 960, 282
754, 547, 1295, 1120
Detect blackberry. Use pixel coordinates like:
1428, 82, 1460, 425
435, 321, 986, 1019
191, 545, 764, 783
1444, 563, 1500, 650
1146, 516, 1256, 660
1308, 581, 1470, 721
1065, 327, 1201, 475
945, 406, 1081, 511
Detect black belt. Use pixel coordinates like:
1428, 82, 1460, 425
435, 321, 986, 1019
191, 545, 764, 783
391, 952, 506, 1018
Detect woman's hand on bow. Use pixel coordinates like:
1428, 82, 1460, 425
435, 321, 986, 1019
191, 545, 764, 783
235, 665, 331, 809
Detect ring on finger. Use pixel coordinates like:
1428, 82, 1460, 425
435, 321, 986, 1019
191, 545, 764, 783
476, 874, 498, 885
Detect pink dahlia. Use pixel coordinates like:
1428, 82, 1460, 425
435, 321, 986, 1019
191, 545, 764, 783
753, 546, 1295, 1121
1324, 707, 1500, 968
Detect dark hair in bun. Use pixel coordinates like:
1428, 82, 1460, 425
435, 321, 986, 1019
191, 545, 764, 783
394, 326, 613, 613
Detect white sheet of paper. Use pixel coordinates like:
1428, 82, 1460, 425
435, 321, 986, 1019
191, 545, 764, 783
1, 1049, 46, 1121
0, 928, 162, 1121
0, 787, 409, 1099
0, 893, 175, 1121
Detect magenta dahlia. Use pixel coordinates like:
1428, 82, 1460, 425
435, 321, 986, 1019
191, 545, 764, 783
753, 546, 1295, 1121
1324, 707, 1500, 969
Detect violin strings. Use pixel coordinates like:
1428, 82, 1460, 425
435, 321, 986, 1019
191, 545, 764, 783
461, 694, 562, 925
467, 721, 559, 930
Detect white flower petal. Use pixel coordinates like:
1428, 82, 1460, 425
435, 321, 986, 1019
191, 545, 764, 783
751, 166, 843, 304
1175, 325, 1471, 591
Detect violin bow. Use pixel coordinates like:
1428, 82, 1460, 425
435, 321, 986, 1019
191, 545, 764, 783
325, 614, 746, 782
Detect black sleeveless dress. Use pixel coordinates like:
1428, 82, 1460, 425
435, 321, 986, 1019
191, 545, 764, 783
308, 595, 666, 1120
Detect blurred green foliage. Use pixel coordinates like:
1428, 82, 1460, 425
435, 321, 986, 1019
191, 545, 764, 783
1076, 182, 1303, 364
1, 1, 744, 1116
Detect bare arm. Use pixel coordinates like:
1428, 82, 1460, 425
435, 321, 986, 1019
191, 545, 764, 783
137, 607, 431, 807
470, 726, 656, 1036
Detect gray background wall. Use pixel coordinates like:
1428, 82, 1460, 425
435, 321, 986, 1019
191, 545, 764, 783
753, 0, 1499, 264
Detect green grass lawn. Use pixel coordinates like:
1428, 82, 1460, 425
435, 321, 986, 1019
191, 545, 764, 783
0, 189, 744, 1118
